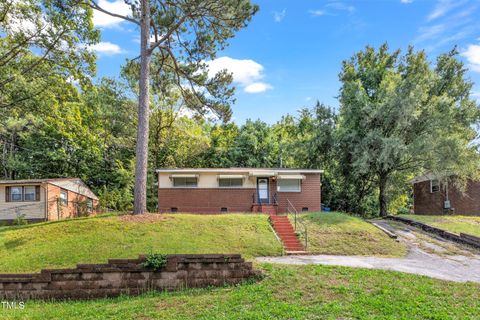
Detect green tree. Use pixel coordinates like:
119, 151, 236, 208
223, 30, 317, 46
86, 0, 258, 214
337, 44, 480, 216
0, 0, 99, 109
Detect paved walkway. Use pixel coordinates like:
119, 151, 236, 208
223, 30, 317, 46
257, 219, 480, 283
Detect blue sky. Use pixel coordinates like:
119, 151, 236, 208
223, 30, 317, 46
92, 0, 480, 124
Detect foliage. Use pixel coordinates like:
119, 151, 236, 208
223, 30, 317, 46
95, 0, 258, 214
337, 43, 480, 216
12, 213, 28, 226
2, 264, 479, 319
142, 253, 168, 271
0, 0, 99, 110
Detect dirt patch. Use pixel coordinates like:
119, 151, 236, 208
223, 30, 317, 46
119, 213, 174, 223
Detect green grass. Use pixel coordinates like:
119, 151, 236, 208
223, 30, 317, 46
2, 264, 479, 319
0, 213, 282, 273
294, 212, 407, 257
400, 214, 480, 237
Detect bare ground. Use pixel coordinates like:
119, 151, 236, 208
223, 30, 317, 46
257, 219, 480, 283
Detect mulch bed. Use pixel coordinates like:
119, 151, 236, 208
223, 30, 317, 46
119, 213, 174, 223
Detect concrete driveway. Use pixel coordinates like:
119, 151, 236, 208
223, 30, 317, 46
257, 219, 480, 283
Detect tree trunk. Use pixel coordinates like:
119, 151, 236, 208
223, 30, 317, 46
133, 0, 151, 214
379, 174, 388, 217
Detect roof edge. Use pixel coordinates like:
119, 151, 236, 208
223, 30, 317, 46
156, 168, 324, 174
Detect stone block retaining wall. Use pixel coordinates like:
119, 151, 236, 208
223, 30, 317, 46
387, 216, 480, 249
0, 254, 260, 300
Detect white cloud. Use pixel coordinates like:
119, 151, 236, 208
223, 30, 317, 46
326, 2, 355, 14
401, 0, 414, 3
414, 24, 447, 43
273, 9, 286, 22
413, 1, 478, 51
427, 0, 465, 22
309, 2, 355, 17
92, 0, 132, 28
206, 57, 273, 94
462, 44, 480, 72
244, 82, 273, 93
89, 42, 125, 55
309, 10, 326, 17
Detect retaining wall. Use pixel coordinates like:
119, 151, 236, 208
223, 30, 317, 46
0, 254, 260, 300
387, 216, 480, 249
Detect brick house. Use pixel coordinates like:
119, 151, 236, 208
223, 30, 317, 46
157, 168, 322, 214
413, 174, 480, 215
0, 178, 99, 223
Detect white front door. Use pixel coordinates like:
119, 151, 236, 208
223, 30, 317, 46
257, 178, 269, 204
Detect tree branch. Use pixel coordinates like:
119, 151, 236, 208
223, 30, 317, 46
87, 0, 140, 26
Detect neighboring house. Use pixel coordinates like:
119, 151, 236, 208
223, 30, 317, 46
157, 168, 322, 214
412, 174, 480, 216
0, 178, 99, 223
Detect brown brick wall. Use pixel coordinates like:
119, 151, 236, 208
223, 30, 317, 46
275, 173, 321, 213
46, 184, 98, 220
414, 179, 480, 216
0, 254, 260, 300
159, 188, 256, 213
158, 173, 321, 214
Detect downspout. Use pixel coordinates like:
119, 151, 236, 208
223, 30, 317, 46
43, 183, 48, 221
445, 180, 449, 212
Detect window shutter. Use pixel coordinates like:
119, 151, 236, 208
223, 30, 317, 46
5, 186, 10, 202
35, 186, 40, 201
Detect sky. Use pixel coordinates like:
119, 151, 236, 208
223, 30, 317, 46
92, 0, 480, 124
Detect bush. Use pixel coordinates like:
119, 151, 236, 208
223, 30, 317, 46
142, 253, 168, 271
13, 213, 28, 226
396, 207, 410, 215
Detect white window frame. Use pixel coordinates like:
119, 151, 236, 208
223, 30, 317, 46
86, 198, 93, 212
218, 178, 243, 188
172, 177, 198, 188
59, 189, 68, 206
277, 179, 301, 192
430, 179, 440, 193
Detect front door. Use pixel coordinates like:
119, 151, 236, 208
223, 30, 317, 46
257, 177, 269, 204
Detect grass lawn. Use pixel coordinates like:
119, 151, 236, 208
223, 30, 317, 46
2, 264, 479, 319
0, 213, 282, 273
293, 212, 407, 257
400, 214, 480, 237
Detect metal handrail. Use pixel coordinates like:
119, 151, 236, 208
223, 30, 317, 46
252, 192, 278, 206
286, 198, 308, 250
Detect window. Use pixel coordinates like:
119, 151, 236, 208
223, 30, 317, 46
24, 186, 36, 201
171, 207, 178, 213
430, 179, 440, 193
59, 189, 68, 206
277, 179, 301, 192
221, 207, 228, 213
218, 178, 243, 188
173, 177, 198, 187
302, 207, 309, 212
86, 199, 93, 212
10, 187, 23, 202
6, 186, 40, 202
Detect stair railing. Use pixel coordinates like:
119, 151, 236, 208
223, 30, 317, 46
286, 198, 308, 250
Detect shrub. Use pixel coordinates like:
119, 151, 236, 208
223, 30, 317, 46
13, 213, 28, 226
142, 253, 168, 271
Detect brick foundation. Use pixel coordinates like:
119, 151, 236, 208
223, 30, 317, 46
0, 254, 261, 300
